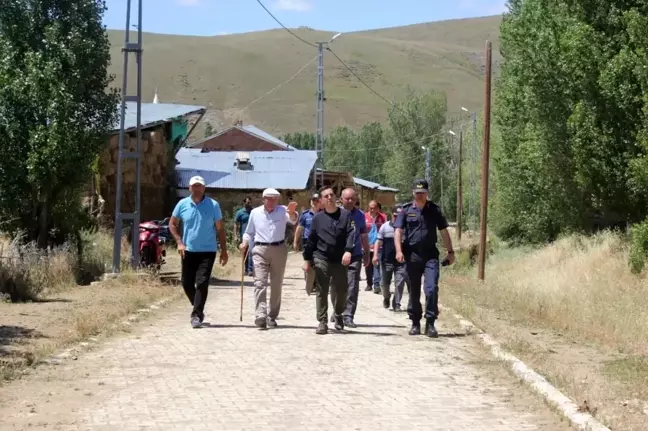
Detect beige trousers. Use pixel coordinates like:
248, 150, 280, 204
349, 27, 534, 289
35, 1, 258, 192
252, 245, 288, 319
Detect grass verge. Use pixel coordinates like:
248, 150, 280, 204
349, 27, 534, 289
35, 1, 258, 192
443, 231, 648, 430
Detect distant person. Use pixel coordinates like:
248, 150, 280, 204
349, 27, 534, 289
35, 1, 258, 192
235, 197, 254, 276
240, 188, 298, 329
302, 186, 355, 334
365, 200, 387, 294
373, 205, 410, 312
170, 175, 228, 328
339, 187, 370, 328
293, 193, 321, 251
394, 179, 455, 338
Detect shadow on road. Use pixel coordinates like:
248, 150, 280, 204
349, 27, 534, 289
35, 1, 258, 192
0, 325, 47, 357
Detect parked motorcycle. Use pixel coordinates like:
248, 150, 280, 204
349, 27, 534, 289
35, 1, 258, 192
139, 220, 167, 271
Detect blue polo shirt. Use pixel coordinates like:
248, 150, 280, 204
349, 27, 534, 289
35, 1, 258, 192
299, 209, 316, 241
234, 207, 251, 239
172, 196, 223, 252
349, 208, 367, 257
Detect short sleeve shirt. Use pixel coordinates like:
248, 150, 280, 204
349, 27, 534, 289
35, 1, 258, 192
299, 209, 316, 240
234, 208, 251, 239
172, 196, 223, 252
394, 201, 448, 257
350, 208, 367, 257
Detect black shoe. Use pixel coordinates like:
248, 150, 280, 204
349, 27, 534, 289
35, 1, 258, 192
426, 319, 438, 338
267, 317, 277, 328
334, 315, 344, 331
373, 287, 381, 295
316, 322, 328, 334
330, 315, 335, 323
344, 317, 356, 328
364, 286, 372, 291
382, 298, 390, 309
409, 322, 421, 336
255, 317, 267, 329
393, 305, 402, 313
191, 316, 201, 328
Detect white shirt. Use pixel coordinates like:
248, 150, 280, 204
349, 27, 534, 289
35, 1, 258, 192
243, 205, 296, 244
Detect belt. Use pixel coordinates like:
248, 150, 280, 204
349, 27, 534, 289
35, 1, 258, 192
255, 240, 284, 246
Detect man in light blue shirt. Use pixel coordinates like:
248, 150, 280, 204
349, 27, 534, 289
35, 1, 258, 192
170, 175, 228, 328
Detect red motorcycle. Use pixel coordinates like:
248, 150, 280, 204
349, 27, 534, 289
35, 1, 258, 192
139, 220, 166, 271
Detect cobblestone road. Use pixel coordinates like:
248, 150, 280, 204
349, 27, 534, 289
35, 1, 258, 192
0, 253, 570, 430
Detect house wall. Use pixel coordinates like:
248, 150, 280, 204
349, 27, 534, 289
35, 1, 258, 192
357, 187, 397, 209
198, 128, 289, 152
94, 125, 171, 224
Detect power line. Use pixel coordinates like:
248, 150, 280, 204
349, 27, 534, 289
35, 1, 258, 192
233, 55, 318, 118
253, 0, 317, 48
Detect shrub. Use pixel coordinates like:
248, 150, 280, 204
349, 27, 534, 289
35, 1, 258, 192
629, 219, 648, 274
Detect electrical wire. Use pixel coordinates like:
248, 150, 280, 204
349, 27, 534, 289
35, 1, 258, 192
253, 0, 317, 48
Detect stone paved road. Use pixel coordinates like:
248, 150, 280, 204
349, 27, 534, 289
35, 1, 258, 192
0, 253, 570, 431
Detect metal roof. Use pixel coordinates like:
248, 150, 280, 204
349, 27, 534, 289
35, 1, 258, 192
242, 125, 297, 150
353, 176, 399, 192
175, 149, 317, 190
111, 102, 206, 133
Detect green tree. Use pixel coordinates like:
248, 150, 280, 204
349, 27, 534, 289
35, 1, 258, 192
281, 131, 315, 150
0, 0, 119, 246
322, 126, 358, 172
355, 122, 387, 183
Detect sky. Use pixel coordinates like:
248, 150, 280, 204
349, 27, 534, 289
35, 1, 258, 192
102, 0, 507, 36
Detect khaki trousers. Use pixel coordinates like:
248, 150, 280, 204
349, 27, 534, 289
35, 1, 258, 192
252, 245, 288, 319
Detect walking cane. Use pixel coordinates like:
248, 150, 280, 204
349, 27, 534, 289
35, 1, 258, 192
240, 247, 249, 322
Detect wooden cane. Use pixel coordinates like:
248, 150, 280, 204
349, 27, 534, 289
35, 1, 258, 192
240, 247, 249, 322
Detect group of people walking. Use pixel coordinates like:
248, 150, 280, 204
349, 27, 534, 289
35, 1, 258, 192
170, 175, 455, 337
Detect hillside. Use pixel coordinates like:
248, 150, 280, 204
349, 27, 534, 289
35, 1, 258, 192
106, 15, 502, 138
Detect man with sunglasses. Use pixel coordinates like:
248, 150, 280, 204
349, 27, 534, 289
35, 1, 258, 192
303, 186, 356, 334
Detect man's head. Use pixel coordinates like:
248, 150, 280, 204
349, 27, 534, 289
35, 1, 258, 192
368, 200, 379, 216
391, 205, 402, 222
310, 192, 321, 211
412, 179, 429, 203
341, 188, 357, 211
318, 186, 337, 211
243, 197, 252, 211
262, 188, 281, 211
189, 176, 206, 199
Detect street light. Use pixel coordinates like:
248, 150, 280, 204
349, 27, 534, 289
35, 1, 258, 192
461, 106, 469, 112
330, 32, 342, 42
448, 130, 456, 136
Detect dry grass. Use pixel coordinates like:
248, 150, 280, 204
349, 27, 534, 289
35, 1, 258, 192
443, 231, 648, 430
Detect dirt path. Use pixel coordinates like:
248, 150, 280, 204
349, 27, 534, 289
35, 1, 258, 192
0, 253, 571, 430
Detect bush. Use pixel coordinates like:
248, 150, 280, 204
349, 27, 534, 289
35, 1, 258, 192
629, 219, 648, 274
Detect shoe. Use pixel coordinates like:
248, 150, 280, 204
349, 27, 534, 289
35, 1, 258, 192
330, 315, 335, 323
373, 287, 381, 295
364, 286, 372, 291
191, 316, 201, 328
409, 322, 421, 336
334, 315, 344, 331
426, 319, 439, 338
393, 305, 402, 313
382, 298, 390, 309
344, 317, 356, 328
316, 322, 328, 334
267, 317, 277, 328
255, 316, 267, 329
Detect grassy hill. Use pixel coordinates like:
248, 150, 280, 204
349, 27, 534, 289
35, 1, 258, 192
106, 15, 502, 138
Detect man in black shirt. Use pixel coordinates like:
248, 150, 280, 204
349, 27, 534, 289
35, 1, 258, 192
303, 186, 355, 335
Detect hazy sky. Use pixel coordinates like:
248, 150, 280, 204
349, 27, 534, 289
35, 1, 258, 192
103, 0, 507, 36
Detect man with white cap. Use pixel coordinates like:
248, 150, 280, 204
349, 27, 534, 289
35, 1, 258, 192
240, 188, 298, 329
170, 175, 228, 328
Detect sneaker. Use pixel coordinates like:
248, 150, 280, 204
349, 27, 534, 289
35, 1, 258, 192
191, 316, 201, 328
373, 287, 381, 295
382, 298, 390, 309
409, 322, 421, 336
316, 322, 328, 335
267, 317, 277, 328
393, 305, 402, 313
364, 286, 373, 292
334, 315, 344, 331
344, 317, 357, 328
255, 316, 267, 329
426, 319, 439, 338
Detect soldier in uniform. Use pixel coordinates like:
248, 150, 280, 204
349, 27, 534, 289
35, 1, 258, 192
394, 179, 455, 337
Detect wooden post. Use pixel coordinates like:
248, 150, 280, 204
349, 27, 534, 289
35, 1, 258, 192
457, 129, 463, 242
477, 41, 492, 281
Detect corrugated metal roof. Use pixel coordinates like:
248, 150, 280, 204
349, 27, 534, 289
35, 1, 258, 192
111, 102, 205, 133
242, 125, 297, 150
175, 149, 316, 190
354, 177, 399, 192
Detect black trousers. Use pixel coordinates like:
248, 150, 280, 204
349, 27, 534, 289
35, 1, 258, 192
181, 251, 217, 320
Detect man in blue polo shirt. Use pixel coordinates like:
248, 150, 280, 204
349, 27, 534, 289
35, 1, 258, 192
235, 197, 254, 276
170, 175, 229, 328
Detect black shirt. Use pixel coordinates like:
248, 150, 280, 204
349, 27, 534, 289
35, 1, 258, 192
394, 200, 449, 258
303, 208, 355, 262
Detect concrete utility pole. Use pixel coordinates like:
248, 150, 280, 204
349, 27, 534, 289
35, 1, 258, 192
478, 41, 493, 281
422, 146, 431, 185
457, 129, 463, 242
314, 33, 342, 190
112, 0, 143, 273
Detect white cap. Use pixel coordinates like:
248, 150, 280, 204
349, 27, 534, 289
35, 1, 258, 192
189, 175, 205, 186
262, 188, 280, 197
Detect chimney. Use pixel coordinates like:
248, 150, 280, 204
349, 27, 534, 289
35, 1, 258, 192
234, 151, 252, 170
232, 118, 243, 127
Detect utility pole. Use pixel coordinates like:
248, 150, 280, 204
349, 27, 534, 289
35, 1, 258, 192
112, 0, 143, 273
315, 42, 324, 190
478, 41, 493, 281
457, 129, 463, 242
424, 147, 431, 185
471, 112, 477, 233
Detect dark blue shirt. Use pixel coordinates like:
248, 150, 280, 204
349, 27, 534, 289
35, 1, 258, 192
299, 209, 316, 240
234, 207, 251, 239
394, 201, 448, 258
349, 208, 367, 257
